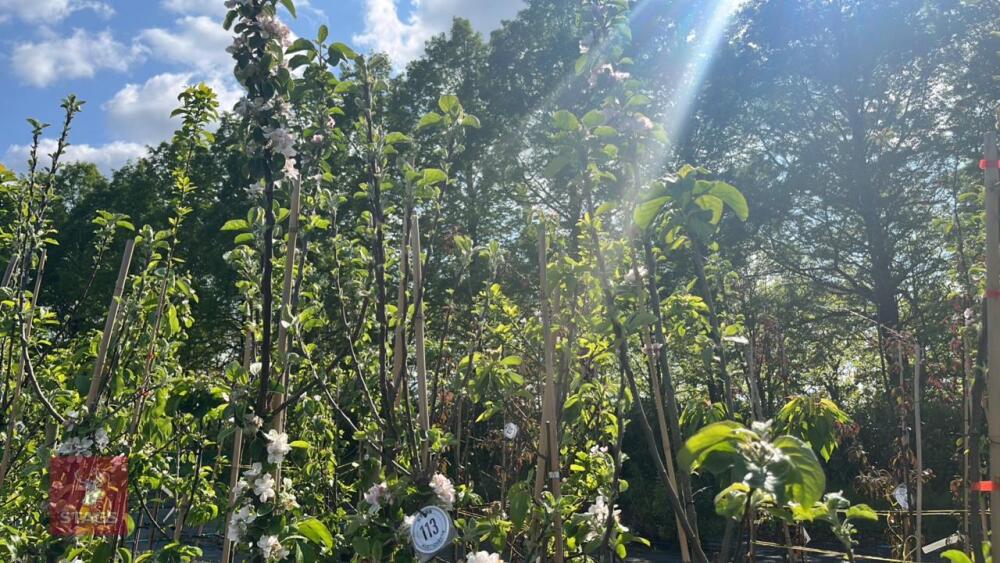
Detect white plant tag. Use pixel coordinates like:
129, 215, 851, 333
503, 422, 519, 440
411, 505, 453, 560
892, 484, 909, 510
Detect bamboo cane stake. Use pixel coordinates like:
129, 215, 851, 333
268, 177, 301, 493
535, 224, 564, 562
0, 250, 46, 489
533, 224, 554, 497
1, 256, 15, 287
410, 214, 430, 470
914, 343, 923, 561
392, 211, 410, 409
632, 253, 691, 562
221, 329, 254, 563
982, 131, 1000, 563
273, 178, 301, 430
85, 239, 135, 413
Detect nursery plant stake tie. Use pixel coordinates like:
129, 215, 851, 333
971, 480, 1000, 492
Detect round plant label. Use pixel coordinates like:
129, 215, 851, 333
410, 505, 452, 556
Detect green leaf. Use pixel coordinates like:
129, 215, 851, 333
845, 504, 878, 522
421, 168, 448, 186
279, 0, 296, 17
296, 518, 333, 549
509, 483, 530, 528
221, 219, 249, 231
708, 181, 749, 221
552, 110, 580, 132
941, 551, 974, 563
582, 110, 606, 127
290, 440, 311, 449
694, 194, 725, 225
438, 94, 461, 115
714, 483, 750, 520
773, 435, 826, 507
461, 115, 481, 128
385, 131, 410, 145
167, 305, 181, 335
627, 94, 653, 107
678, 421, 747, 475
317, 24, 328, 43
633, 196, 669, 229
417, 112, 443, 130
330, 42, 358, 62
286, 38, 314, 54
593, 125, 617, 138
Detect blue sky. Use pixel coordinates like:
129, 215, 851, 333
0, 0, 523, 174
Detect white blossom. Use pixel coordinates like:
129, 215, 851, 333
227, 504, 256, 542
233, 478, 249, 498
623, 266, 647, 284
429, 473, 455, 510
634, 115, 655, 131
363, 481, 390, 514
245, 414, 263, 433
257, 534, 289, 561
264, 126, 297, 159
56, 436, 94, 456
278, 478, 299, 512
585, 495, 622, 540
465, 552, 503, 563
94, 428, 109, 451
282, 156, 300, 181
265, 429, 291, 464
244, 462, 263, 480
254, 473, 276, 503
399, 513, 415, 535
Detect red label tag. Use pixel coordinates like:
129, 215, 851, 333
982, 160, 1000, 170
971, 481, 996, 492
49, 456, 128, 536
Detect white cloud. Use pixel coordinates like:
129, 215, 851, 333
0, 0, 113, 23
2, 138, 147, 175
11, 29, 145, 87
161, 0, 227, 16
103, 72, 242, 144
353, 0, 523, 67
139, 16, 234, 75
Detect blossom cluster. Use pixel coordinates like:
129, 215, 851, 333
583, 495, 626, 541
227, 430, 298, 560
56, 427, 109, 456
465, 552, 504, 563
430, 472, 456, 510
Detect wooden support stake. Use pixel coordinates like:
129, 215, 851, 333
0, 250, 46, 489
392, 210, 410, 409
633, 253, 691, 562
983, 131, 1000, 563
221, 330, 254, 563
410, 214, 430, 470
532, 224, 563, 561
85, 239, 135, 413
915, 343, 923, 561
